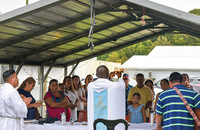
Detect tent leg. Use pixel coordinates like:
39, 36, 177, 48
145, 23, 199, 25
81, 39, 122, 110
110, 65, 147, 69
42, 60, 56, 83
16, 58, 26, 75
64, 65, 68, 77
9, 64, 13, 70
39, 65, 44, 117
68, 62, 79, 76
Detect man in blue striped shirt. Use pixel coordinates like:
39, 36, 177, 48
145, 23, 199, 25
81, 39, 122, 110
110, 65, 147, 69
155, 72, 200, 130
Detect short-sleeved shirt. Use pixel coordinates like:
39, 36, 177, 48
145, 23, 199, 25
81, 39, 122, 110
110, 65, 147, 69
44, 91, 71, 121
127, 85, 153, 117
18, 88, 36, 120
126, 84, 133, 116
156, 84, 200, 130
75, 87, 85, 111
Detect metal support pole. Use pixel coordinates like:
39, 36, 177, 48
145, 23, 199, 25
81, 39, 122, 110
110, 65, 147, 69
68, 62, 79, 76
9, 64, 13, 70
42, 60, 56, 83
26, 0, 29, 5
16, 58, 26, 75
38, 65, 44, 116
64, 65, 68, 77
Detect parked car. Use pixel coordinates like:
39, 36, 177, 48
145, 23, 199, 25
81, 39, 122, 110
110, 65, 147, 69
190, 78, 200, 94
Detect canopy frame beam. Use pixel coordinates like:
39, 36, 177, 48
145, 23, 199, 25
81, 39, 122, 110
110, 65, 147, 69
16, 58, 27, 75
68, 62, 79, 76
42, 59, 56, 83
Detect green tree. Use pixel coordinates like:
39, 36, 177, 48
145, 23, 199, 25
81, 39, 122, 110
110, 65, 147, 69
97, 8, 200, 63
189, 9, 200, 15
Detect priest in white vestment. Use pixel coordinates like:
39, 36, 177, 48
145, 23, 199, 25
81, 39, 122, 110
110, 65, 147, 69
0, 70, 32, 130
88, 65, 125, 130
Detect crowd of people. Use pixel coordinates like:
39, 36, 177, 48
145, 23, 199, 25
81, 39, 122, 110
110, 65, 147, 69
1, 66, 200, 130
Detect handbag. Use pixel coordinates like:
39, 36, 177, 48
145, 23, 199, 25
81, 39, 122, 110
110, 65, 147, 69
173, 87, 200, 130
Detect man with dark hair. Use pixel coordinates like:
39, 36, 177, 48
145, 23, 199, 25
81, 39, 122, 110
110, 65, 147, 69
0, 70, 32, 130
87, 65, 125, 130
156, 72, 200, 130
127, 73, 153, 122
122, 73, 133, 119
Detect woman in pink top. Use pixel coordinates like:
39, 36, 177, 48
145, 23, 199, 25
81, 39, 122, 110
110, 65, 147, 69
44, 79, 71, 121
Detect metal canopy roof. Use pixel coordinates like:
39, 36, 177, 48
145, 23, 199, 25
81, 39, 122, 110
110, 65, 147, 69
0, 0, 200, 67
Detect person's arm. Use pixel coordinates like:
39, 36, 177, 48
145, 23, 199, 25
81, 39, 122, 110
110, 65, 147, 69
154, 93, 160, 111
9, 91, 29, 117
79, 88, 86, 102
74, 98, 79, 107
145, 101, 152, 110
145, 88, 153, 110
141, 106, 146, 123
27, 103, 42, 108
109, 71, 115, 79
19, 94, 42, 108
59, 97, 70, 108
20, 94, 32, 106
19, 94, 25, 99
128, 110, 131, 122
45, 97, 66, 108
155, 114, 163, 130
117, 78, 125, 88
127, 89, 133, 105
116, 71, 122, 79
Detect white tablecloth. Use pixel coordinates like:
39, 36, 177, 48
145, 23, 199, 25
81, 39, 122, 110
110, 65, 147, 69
24, 122, 156, 130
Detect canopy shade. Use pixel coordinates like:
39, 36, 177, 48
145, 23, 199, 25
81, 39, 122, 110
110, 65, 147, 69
0, 0, 199, 67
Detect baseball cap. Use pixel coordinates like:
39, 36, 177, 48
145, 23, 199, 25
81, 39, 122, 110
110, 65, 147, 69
123, 73, 129, 79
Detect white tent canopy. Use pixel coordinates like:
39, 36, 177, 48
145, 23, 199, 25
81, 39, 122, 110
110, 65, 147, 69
121, 46, 200, 71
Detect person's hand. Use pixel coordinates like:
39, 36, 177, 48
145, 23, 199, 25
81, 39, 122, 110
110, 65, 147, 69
37, 100, 42, 103
116, 71, 122, 79
154, 126, 163, 130
79, 95, 85, 102
184, 81, 190, 88
79, 95, 82, 100
23, 97, 32, 106
71, 104, 76, 110
33, 103, 42, 107
109, 71, 115, 79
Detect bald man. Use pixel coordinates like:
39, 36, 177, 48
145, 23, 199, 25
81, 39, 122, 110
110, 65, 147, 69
87, 65, 125, 130
96, 65, 109, 78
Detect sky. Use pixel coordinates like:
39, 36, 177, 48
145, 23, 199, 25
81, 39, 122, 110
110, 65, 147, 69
0, 0, 200, 14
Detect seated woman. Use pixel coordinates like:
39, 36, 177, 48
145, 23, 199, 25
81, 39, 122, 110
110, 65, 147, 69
44, 79, 70, 121
17, 77, 42, 120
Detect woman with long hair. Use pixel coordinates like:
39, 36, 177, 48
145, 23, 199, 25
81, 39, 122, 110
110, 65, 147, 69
145, 79, 155, 96
63, 76, 79, 121
72, 75, 86, 119
18, 77, 42, 120
44, 79, 70, 121
83, 74, 93, 100
154, 78, 170, 111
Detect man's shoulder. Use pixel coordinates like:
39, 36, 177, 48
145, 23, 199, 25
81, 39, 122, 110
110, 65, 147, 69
128, 84, 133, 88
130, 86, 137, 90
159, 88, 174, 98
142, 85, 153, 92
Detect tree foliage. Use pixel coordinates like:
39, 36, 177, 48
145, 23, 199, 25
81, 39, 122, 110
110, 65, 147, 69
97, 9, 200, 63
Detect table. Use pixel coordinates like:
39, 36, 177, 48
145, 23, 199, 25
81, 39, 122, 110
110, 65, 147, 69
24, 121, 156, 130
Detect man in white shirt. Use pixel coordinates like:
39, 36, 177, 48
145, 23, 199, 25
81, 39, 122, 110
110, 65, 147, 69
87, 65, 125, 130
0, 70, 32, 130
